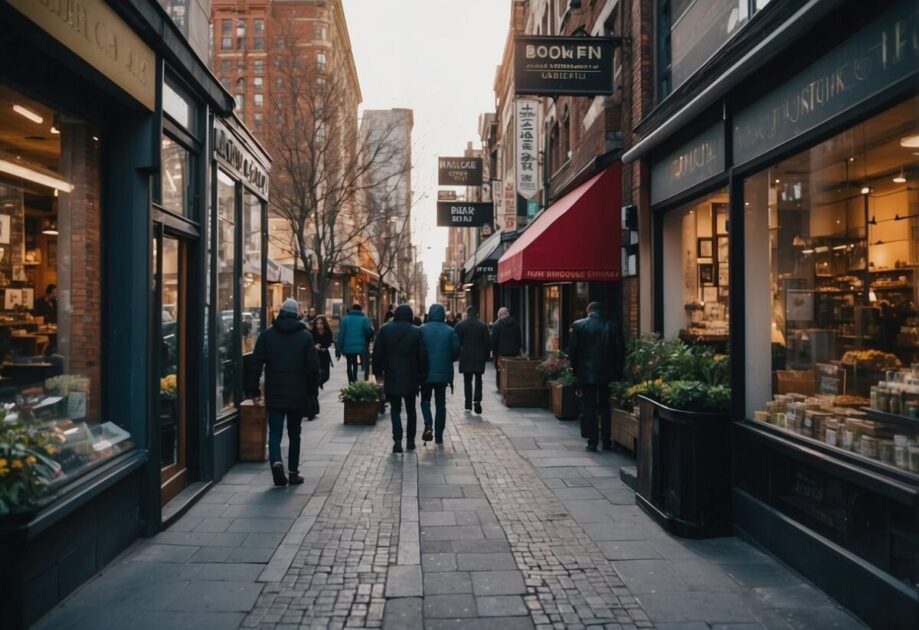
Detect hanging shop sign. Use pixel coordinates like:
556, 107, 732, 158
514, 36, 616, 96
515, 99, 539, 199
475, 260, 497, 276
214, 120, 270, 196
437, 202, 494, 227
503, 179, 517, 230
8, 0, 155, 111
438, 157, 483, 186
437, 190, 457, 201
734, 0, 919, 165
651, 122, 725, 205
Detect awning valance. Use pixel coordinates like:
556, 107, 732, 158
497, 164, 621, 283
462, 230, 508, 281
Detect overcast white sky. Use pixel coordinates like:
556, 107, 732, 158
342, 0, 511, 306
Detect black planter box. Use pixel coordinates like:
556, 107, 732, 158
636, 396, 731, 538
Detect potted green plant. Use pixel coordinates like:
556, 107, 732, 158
548, 367, 578, 420
623, 335, 732, 538
339, 381, 384, 425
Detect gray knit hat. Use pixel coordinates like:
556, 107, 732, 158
280, 298, 299, 314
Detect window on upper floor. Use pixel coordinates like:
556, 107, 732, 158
221, 18, 232, 49
316, 51, 327, 71
254, 94, 263, 109
253, 76, 263, 89
253, 18, 265, 49
657, 0, 772, 100
220, 60, 232, 75
235, 93, 244, 112
315, 23, 328, 41
235, 77, 245, 91
236, 19, 246, 50
253, 59, 264, 74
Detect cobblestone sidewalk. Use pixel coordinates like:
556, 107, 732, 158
34, 362, 864, 630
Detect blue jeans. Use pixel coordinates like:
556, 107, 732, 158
388, 394, 417, 443
268, 410, 302, 473
420, 383, 447, 439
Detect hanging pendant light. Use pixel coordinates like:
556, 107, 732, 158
41, 219, 58, 236
893, 169, 907, 184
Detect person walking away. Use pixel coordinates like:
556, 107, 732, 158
337, 303, 373, 383
491, 307, 523, 389
313, 315, 334, 389
455, 306, 490, 414
568, 302, 621, 452
373, 304, 427, 453
419, 304, 460, 445
384, 304, 395, 323
246, 299, 319, 486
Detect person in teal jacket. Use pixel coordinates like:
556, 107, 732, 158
419, 303, 460, 445
337, 303, 374, 382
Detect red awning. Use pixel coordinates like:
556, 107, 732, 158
497, 163, 621, 283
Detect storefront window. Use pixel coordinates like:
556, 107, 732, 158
161, 135, 192, 216
216, 170, 236, 415
544, 285, 562, 354
744, 97, 919, 473
0, 85, 128, 501
661, 188, 730, 343
242, 191, 262, 354
266, 206, 294, 319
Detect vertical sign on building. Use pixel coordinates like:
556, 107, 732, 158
515, 99, 539, 201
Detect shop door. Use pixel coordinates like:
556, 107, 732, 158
157, 233, 189, 504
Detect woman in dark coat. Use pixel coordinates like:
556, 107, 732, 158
372, 304, 428, 453
313, 315, 334, 388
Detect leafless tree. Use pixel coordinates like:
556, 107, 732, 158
263, 14, 402, 312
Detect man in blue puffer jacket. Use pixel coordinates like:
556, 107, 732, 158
337, 303, 374, 383
419, 304, 460, 445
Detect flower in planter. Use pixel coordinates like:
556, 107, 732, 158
338, 381, 384, 403
0, 408, 60, 514
537, 352, 570, 382
160, 374, 178, 401
550, 367, 577, 387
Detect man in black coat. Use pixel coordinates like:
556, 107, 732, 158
246, 299, 320, 486
490, 306, 523, 389
568, 302, 621, 452
372, 304, 428, 453
455, 306, 490, 414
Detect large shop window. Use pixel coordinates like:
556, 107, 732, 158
216, 170, 236, 416
662, 188, 730, 343
266, 205, 294, 319
744, 97, 919, 475
0, 85, 130, 507
543, 285, 562, 354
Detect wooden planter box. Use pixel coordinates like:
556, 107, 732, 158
499, 357, 544, 392
636, 396, 731, 539
502, 387, 547, 408
549, 382, 578, 419
239, 399, 267, 462
344, 400, 378, 425
611, 404, 638, 453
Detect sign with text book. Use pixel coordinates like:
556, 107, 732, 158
515, 36, 616, 96
437, 202, 494, 227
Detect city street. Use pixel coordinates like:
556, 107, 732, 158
35, 362, 863, 630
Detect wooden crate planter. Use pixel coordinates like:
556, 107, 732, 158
239, 399, 267, 462
343, 400, 378, 425
502, 386, 547, 408
499, 357, 544, 392
549, 382, 578, 420
611, 404, 638, 453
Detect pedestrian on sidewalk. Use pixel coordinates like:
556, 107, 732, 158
246, 298, 319, 486
491, 306, 523, 389
313, 315, 334, 389
419, 303, 460, 445
454, 305, 490, 414
383, 304, 395, 323
337, 303, 373, 383
372, 304, 428, 453
568, 301, 622, 452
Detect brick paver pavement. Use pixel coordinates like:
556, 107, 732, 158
35, 361, 864, 630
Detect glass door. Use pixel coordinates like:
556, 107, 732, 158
157, 233, 188, 504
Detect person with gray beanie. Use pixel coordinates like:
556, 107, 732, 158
246, 298, 320, 486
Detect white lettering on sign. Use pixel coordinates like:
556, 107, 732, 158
451, 206, 477, 224
526, 45, 602, 61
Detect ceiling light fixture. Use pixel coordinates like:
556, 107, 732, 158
893, 169, 907, 184
50, 126, 59, 134
900, 134, 919, 148
12, 104, 43, 124
860, 185, 871, 195
41, 219, 58, 236
0, 159, 73, 192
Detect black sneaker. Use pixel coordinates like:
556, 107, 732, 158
473, 402, 482, 414
422, 426, 433, 443
464, 401, 472, 410
393, 442, 403, 454
288, 472, 305, 485
585, 443, 598, 452
271, 462, 288, 486
406, 440, 416, 451
435, 437, 444, 446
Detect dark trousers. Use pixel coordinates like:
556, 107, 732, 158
388, 394, 417, 443
420, 383, 447, 439
345, 354, 360, 383
579, 384, 611, 447
361, 349, 371, 380
463, 372, 483, 406
268, 410, 302, 473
